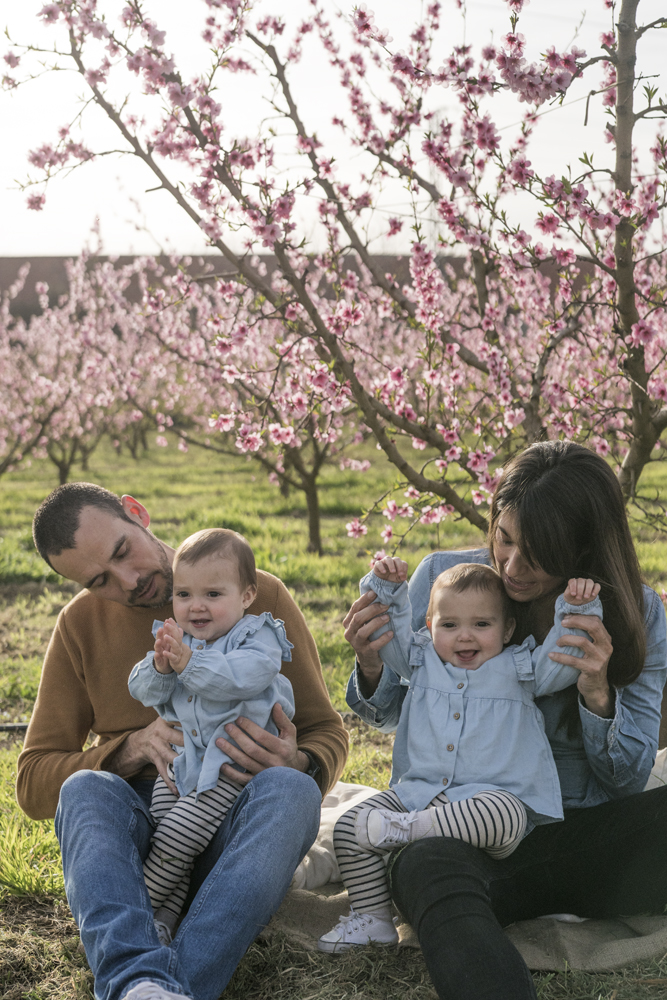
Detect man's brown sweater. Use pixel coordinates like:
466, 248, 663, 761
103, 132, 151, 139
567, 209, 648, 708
17, 570, 348, 819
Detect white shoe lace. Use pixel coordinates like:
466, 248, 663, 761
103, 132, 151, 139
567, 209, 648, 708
334, 909, 373, 937
373, 809, 420, 846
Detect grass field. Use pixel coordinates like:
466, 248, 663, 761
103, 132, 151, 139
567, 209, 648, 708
2, 438, 667, 999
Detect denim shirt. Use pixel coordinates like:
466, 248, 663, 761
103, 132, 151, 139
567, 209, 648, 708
347, 550, 667, 810
129, 612, 295, 797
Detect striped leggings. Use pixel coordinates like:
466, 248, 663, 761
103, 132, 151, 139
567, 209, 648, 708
334, 788, 527, 914
143, 773, 243, 920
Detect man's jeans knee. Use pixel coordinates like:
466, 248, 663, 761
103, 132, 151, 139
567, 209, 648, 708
55, 767, 321, 1000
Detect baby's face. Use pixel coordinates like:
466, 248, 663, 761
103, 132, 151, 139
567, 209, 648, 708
172, 554, 255, 643
428, 586, 515, 670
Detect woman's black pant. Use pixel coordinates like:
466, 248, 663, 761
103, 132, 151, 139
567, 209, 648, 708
389, 786, 667, 1000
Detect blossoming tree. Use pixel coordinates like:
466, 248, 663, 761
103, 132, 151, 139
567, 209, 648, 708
5, 0, 667, 546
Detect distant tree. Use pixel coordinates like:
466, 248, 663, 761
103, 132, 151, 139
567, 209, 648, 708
7, 0, 667, 542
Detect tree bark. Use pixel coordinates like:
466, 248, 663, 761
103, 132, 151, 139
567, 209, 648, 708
302, 473, 323, 555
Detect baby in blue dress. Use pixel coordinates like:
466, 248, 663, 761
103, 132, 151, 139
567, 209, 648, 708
319, 558, 600, 953
128, 528, 294, 945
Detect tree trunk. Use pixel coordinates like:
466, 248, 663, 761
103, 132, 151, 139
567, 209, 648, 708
613, 0, 655, 497
302, 475, 323, 555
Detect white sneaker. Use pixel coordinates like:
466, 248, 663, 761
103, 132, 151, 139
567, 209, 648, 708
121, 982, 187, 1000
355, 806, 421, 851
154, 920, 173, 946
317, 909, 398, 953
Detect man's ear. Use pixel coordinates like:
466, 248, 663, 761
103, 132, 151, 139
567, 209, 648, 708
504, 617, 516, 644
121, 495, 151, 528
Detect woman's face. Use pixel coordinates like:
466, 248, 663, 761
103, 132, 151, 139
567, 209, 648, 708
493, 511, 565, 603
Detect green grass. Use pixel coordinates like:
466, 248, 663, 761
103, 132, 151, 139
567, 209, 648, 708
2, 437, 667, 999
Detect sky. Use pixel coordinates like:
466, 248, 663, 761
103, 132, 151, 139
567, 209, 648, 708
0, 0, 664, 257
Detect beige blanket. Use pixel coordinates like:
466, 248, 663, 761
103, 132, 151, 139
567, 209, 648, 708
263, 755, 667, 972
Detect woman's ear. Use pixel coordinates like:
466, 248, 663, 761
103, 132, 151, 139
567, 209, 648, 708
504, 617, 516, 644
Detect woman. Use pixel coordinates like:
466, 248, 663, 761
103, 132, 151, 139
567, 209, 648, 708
344, 441, 667, 1000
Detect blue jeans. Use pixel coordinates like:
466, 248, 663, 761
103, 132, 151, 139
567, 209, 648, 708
55, 767, 321, 1000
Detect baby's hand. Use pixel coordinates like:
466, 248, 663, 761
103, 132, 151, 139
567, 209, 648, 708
154, 618, 192, 674
153, 632, 173, 674
563, 578, 601, 606
373, 556, 408, 584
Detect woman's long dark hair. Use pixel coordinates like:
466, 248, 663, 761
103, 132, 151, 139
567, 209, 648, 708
489, 442, 645, 733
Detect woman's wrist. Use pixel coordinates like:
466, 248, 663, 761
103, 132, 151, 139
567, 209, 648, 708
357, 659, 384, 698
580, 685, 615, 719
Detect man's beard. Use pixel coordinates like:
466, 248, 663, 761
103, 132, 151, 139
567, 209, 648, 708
127, 541, 174, 608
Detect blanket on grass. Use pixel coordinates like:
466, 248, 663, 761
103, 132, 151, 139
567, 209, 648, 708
260, 753, 667, 972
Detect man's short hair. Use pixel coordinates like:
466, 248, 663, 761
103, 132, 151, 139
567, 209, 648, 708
174, 528, 257, 592
427, 562, 512, 623
33, 483, 134, 568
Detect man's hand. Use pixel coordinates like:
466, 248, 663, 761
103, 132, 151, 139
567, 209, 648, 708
373, 556, 408, 584
154, 618, 192, 674
109, 717, 184, 794
215, 703, 308, 786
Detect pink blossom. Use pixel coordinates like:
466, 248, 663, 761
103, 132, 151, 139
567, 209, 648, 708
467, 450, 489, 472
536, 213, 560, 235
507, 156, 534, 184
254, 223, 282, 247
156, 435, 169, 447
38, 4, 60, 23
346, 517, 368, 539
210, 413, 236, 432
474, 115, 500, 152
445, 445, 462, 461
629, 319, 655, 347
387, 217, 403, 237
27, 193, 46, 211
236, 431, 262, 452
273, 193, 295, 220
382, 500, 399, 521
369, 549, 387, 567
649, 380, 667, 402
269, 423, 297, 446
381, 526, 393, 543
552, 247, 576, 267
353, 5, 375, 35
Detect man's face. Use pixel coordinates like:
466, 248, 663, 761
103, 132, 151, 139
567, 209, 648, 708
49, 506, 173, 607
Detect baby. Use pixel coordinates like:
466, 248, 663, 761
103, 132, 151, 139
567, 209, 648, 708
128, 528, 295, 945
318, 557, 601, 953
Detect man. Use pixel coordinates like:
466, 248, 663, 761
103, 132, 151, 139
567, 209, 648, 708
18, 483, 348, 1000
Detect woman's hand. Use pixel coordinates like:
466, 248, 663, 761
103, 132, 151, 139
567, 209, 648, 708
343, 590, 394, 696
551, 613, 615, 718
